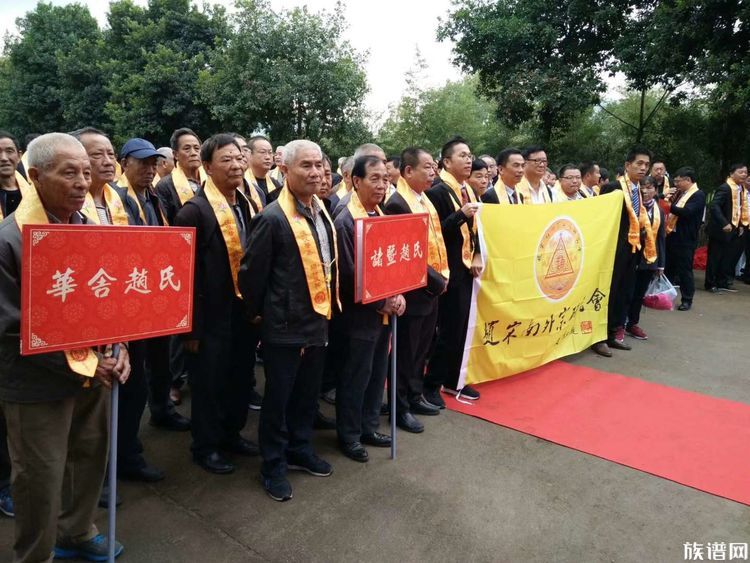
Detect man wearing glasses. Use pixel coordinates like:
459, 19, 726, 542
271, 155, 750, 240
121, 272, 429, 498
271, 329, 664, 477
518, 146, 556, 204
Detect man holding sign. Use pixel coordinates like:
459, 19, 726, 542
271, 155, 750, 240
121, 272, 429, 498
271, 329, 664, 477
0, 133, 129, 561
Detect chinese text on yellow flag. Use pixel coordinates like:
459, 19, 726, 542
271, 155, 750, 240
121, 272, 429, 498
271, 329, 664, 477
459, 191, 623, 387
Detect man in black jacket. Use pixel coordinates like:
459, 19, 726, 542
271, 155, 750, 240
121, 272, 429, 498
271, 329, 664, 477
424, 137, 482, 406
175, 134, 260, 475
239, 139, 338, 502
155, 128, 203, 225
384, 147, 450, 431
482, 148, 525, 205
664, 167, 706, 310
705, 163, 747, 292
334, 155, 403, 461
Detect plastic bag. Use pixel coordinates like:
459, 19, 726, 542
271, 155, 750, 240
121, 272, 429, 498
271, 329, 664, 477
643, 273, 677, 310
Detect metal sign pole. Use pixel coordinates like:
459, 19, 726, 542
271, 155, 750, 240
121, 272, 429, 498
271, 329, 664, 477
390, 313, 397, 460
107, 348, 120, 563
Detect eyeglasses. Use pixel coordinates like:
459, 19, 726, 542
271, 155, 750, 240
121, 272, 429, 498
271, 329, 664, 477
561, 176, 581, 181
527, 158, 548, 165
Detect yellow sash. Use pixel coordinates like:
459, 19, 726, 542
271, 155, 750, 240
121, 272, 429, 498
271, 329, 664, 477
269, 167, 284, 184
619, 176, 656, 264
171, 165, 201, 206
645, 201, 661, 248
152, 173, 160, 188
492, 179, 523, 205
81, 184, 131, 226
14, 185, 97, 377
439, 169, 475, 268
242, 170, 265, 211
580, 184, 598, 198
277, 185, 339, 319
204, 177, 245, 298
264, 171, 279, 194
665, 184, 698, 235
517, 176, 554, 204
19, 153, 29, 180
727, 178, 748, 228
119, 174, 168, 226
335, 180, 349, 199
396, 178, 450, 279
0, 172, 33, 220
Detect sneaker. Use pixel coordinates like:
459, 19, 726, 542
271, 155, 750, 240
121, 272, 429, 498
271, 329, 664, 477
625, 324, 648, 340
608, 327, 632, 350
442, 384, 480, 400
248, 389, 263, 411
287, 454, 333, 477
423, 388, 445, 409
0, 486, 14, 517
261, 475, 293, 502
54, 533, 124, 561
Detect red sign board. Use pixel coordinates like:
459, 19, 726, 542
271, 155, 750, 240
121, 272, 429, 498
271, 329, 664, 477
355, 214, 429, 304
21, 224, 196, 355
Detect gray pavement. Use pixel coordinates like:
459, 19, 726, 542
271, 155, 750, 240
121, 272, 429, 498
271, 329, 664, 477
1, 271, 748, 562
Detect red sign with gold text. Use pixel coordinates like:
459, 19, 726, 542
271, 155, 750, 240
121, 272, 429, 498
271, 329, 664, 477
21, 225, 196, 355
355, 214, 429, 304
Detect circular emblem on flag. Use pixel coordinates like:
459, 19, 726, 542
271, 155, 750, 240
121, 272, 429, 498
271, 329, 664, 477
69, 349, 88, 362
534, 216, 584, 302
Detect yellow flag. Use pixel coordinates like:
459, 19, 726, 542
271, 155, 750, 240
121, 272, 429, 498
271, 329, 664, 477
459, 191, 623, 386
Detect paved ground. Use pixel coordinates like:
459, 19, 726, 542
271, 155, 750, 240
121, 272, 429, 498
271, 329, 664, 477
1, 272, 748, 563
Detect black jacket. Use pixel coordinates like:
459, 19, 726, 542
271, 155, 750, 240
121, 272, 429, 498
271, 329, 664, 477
334, 205, 388, 341
708, 183, 740, 241
174, 188, 255, 340
383, 191, 447, 316
425, 180, 476, 281
238, 198, 337, 347
156, 174, 190, 226
599, 181, 634, 251
481, 186, 524, 204
666, 189, 706, 247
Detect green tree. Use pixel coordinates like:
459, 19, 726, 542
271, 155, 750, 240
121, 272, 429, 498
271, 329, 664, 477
0, 2, 106, 135
199, 0, 370, 152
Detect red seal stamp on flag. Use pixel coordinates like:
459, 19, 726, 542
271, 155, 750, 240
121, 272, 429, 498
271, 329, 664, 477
534, 216, 584, 302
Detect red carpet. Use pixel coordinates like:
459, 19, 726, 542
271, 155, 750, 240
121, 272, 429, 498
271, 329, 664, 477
446, 361, 750, 505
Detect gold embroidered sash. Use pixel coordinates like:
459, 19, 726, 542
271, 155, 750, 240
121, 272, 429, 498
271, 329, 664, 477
619, 176, 656, 264
242, 170, 265, 211
517, 176, 554, 204
439, 169, 475, 268
665, 184, 698, 235
81, 184, 130, 226
14, 185, 97, 376
277, 185, 339, 319
204, 177, 245, 298
727, 178, 749, 228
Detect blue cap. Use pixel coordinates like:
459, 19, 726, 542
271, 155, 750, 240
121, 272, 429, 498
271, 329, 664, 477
120, 138, 160, 160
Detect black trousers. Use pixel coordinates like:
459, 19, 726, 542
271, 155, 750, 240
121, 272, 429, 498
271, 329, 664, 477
665, 241, 696, 303
321, 314, 345, 394
336, 326, 390, 444
188, 323, 253, 457
0, 407, 10, 490
425, 271, 472, 391
118, 340, 149, 471
145, 336, 175, 419
627, 269, 654, 327
607, 243, 640, 335
705, 235, 739, 288
728, 231, 746, 280
169, 335, 187, 389
259, 344, 326, 479
394, 303, 439, 415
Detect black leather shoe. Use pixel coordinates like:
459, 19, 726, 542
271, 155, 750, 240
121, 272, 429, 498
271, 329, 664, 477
410, 396, 440, 416
379, 403, 390, 416
423, 389, 445, 409
608, 339, 632, 351
193, 452, 235, 475
361, 432, 391, 447
339, 441, 368, 462
222, 437, 260, 457
314, 411, 336, 430
591, 342, 612, 357
677, 302, 692, 311
396, 412, 424, 433
119, 464, 165, 482
150, 411, 190, 432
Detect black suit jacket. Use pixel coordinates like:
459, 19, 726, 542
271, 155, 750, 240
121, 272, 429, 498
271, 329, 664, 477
238, 198, 337, 347
667, 189, 706, 247
425, 181, 476, 282
334, 205, 387, 341
708, 183, 740, 241
481, 186, 524, 204
599, 181, 633, 251
383, 191, 447, 316
174, 188, 254, 340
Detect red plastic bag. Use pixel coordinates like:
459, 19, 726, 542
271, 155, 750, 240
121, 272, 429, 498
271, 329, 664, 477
643, 273, 677, 311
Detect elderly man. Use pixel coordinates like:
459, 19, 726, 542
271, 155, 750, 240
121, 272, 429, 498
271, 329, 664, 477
479, 154, 498, 187
334, 155, 403, 461
0, 132, 130, 561
156, 128, 204, 225
175, 134, 260, 474
153, 146, 175, 187
245, 136, 283, 204
333, 144, 387, 217
239, 140, 338, 502
424, 137, 482, 408
269, 144, 286, 184
384, 147, 449, 430
650, 161, 670, 197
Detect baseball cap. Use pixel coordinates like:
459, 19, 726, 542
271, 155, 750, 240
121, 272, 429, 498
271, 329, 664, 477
120, 138, 160, 160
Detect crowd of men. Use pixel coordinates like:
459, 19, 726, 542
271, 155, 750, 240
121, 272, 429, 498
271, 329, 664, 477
0, 126, 747, 562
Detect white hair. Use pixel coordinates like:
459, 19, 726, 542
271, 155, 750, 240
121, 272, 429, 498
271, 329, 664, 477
282, 140, 322, 166
275, 145, 285, 152
353, 143, 383, 159
27, 133, 85, 171
156, 146, 173, 159
341, 156, 355, 175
